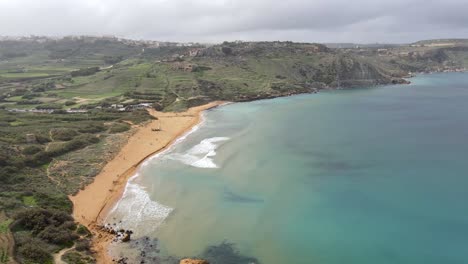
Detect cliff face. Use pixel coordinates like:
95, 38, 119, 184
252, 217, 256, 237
195, 42, 408, 93
329, 55, 404, 87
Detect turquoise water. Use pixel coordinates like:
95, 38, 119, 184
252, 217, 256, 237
109, 73, 468, 264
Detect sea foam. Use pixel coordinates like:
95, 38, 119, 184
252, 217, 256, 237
166, 137, 230, 168
106, 180, 173, 236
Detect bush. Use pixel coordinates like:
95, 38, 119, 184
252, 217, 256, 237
28, 151, 52, 167
22, 145, 43, 155
36, 104, 62, 110
78, 123, 106, 133
192, 65, 212, 72
13, 208, 74, 235
63, 251, 94, 264
75, 239, 91, 251
64, 100, 76, 106
104, 55, 123, 64
76, 225, 91, 236
71, 67, 100, 77
0, 166, 22, 184
52, 110, 67, 114
16, 100, 41, 105
38, 225, 78, 246
35, 134, 51, 144
50, 128, 78, 141
108, 122, 130, 133
46, 134, 99, 158
221, 46, 233, 55
17, 242, 52, 264
21, 93, 41, 100
152, 102, 163, 111
34, 192, 72, 212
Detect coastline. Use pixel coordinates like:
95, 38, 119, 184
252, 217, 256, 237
69, 101, 227, 263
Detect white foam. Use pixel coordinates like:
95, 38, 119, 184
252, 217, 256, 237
165, 137, 230, 168
105, 112, 214, 234
106, 181, 173, 236
139, 112, 208, 168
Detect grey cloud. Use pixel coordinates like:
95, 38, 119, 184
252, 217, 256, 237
0, 0, 467, 43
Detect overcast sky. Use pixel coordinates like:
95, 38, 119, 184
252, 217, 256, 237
0, 0, 467, 43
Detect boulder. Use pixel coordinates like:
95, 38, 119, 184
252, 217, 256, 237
121, 232, 131, 242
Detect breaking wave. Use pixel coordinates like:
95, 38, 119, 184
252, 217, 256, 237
140, 112, 208, 168
165, 137, 230, 168
106, 177, 173, 236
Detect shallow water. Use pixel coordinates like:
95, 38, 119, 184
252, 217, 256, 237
108, 73, 468, 264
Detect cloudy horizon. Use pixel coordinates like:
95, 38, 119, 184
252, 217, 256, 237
1, 0, 467, 44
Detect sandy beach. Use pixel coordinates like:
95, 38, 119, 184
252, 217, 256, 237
70, 101, 226, 263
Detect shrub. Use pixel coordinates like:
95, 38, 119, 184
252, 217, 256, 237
50, 128, 78, 141
28, 151, 52, 167
16, 100, 41, 105
76, 225, 91, 236
13, 208, 74, 235
52, 110, 67, 114
46, 134, 99, 158
21, 93, 40, 100
75, 239, 91, 252
17, 242, 52, 264
36, 104, 62, 110
64, 100, 76, 106
0, 166, 22, 184
38, 225, 78, 246
192, 65, 212, 72
63, 251, 94, 264
104, 55, 123, 64
221, 46, 233, 55
71, 67, 100, 77
35, 134, 51, 144
108, 122, 130, 133
152, 102, 163, 111
78, 123, 106, 133
22, 145, 43, 155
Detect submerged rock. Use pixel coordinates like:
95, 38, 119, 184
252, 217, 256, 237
180, 259, 209, 264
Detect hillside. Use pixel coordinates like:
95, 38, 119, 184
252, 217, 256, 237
412, 39, 468, 46
0, 36, 468, 263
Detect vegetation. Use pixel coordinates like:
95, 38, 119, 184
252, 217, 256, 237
0, 103, 152, 262
0, 219, 12, 234
108, 122, 131, 133
0, 36, 467, 262
70, 67, 100, 77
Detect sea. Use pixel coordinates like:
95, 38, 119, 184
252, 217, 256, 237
107, 72, 468, 264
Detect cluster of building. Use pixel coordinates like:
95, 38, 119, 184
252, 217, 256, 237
97, 102, 152, 112
7, 108, 88, 114
6, 103, 153, 114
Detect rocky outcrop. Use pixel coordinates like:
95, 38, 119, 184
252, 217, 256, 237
330, 54, 400, 87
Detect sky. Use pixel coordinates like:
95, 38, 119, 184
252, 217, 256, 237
0, 0, 467, 43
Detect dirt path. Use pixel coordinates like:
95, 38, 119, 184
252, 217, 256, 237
53, 245, 75, 264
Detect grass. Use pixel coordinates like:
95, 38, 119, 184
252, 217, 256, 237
0, 249, 9, 263
9, 121, 24, 126
0, 220, 12, 234
0, 72, 52, 79
22, 196, 38, 207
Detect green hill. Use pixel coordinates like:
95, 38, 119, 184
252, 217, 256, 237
0, 36, 468, 263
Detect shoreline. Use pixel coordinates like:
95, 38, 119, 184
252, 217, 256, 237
69, 101, 227, 263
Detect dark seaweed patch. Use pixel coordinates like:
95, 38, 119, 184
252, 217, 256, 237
200, 241, 260, 264
223, 188, 264, 203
